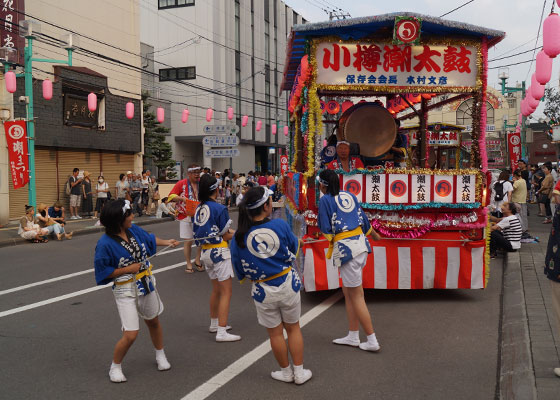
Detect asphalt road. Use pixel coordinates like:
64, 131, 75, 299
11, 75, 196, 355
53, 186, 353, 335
0, 216, 503, 400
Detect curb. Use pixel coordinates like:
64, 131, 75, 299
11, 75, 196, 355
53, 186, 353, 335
0, 218, 171, 249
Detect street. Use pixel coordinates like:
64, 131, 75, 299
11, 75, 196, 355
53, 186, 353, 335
0, 216, 503, 400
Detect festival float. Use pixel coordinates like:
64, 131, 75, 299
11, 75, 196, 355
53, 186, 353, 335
279, 12, 506, 291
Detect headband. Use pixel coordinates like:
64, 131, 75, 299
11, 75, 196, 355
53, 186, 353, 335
336, 140, 350, 147
122, 200, 131, 215
317, 175, 329, 186
247, 189, 274, 209
209, 181, 220, 191
188, 167, 201, 172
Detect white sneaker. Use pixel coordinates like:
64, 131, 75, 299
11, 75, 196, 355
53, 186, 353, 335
216, 331, 241, 342
156, 356, 171, 371
554, 367, 560, 378
209, 325, 231, 333
109, 365, 127, 383
76, 215, 82, 219
359, 341, 381, 352
70, 216, 77, 220
271, 369, 294, 383
294, 369, 312, 385
333, 336, 360, 347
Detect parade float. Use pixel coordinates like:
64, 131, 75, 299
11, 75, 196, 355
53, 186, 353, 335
280, 12, 505, 291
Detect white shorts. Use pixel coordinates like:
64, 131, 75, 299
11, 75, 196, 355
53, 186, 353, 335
340, 252, 368, 288
254, 290, 301, 328
204, 258, 234, 282
179, 218, 193, 239
114, 290, 164, 331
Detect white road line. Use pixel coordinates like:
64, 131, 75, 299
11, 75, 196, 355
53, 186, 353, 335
0, 247, 187, 297
0, 261, 186, 319
181, 291, 344, 400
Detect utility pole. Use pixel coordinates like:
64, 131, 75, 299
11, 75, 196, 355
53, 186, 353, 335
328, 9, 351, 21
498, 68, 526, 159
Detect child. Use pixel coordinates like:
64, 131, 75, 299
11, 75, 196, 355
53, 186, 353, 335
193, 174, 240, 342
317, 169, 382, 352
230, 186, 312, 384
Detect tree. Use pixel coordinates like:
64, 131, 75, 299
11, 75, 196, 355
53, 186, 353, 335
542, 87, 560, 125
142, 92, 177, 180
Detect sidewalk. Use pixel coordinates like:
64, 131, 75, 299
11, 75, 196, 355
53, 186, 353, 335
500, 202, 560, 399
0, 214, 170, 248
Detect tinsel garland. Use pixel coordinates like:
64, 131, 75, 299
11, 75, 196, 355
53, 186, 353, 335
371, 219, 434, 239
361, 202, 481, 210
290, 114, 300, 171
305, 48, 322, 178
484, 213, 491, 287
478, 37, 489, 172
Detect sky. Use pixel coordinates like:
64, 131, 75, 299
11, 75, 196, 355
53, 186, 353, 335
283, 0, 556, 119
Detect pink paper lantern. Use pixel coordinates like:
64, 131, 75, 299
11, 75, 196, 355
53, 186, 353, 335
531, 74, 545, 99
5, 71, 16, 93
536, 50, 553, 85
227, 107, 234, 120
206, 108, 213, 122
42, 79, 52, 100
256, 120, 262, 131
527, 91, 540, 109
518, 113, 523, 124
283, 126, 289, 136
272, 124, 277, 135
543, 13, 560, 58
181, 109, 189, 123
242, 115, 249, 127
88, 93, 97, 112
157, 107, 164, 123
125, 102, 134, 119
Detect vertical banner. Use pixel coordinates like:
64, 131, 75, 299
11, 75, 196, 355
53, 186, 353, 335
280, 155, 289, 175
387, 174, 409, 203
342, 174, 363, 199
411, 174, 431, 203
508, 130, 521, 172
0, 0, 25, 65
456, 175, 476, 203
433, 175, 454, 203
4, 120, 29, 189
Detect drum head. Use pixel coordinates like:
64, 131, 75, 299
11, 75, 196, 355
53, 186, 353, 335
338, 103, 397, 157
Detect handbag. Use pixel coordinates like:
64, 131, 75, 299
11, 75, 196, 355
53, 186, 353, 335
153, 192, 160, 201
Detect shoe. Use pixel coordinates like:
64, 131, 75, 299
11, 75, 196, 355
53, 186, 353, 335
543, 219, 552, 224
332, 336, 360, 347
209, 325, 231, 333
294, 369, 312, 385
156, 356, 171, 371
359, 341, 381, 352
194, 262, 205, 272
56, 233, 62, 241
70, 216, 77, 220
554, 367, 560, 377
76, 215, 82, 219
271, 369, 294, 383
109, 365, 127, 383
216, 331, 241, 342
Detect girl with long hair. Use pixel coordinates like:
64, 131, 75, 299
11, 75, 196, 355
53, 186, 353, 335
231, 186, 311, 384
317, 169, 382, 352
193, 174, 240, 342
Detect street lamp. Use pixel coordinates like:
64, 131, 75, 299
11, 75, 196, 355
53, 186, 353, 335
498, 67, 527, 160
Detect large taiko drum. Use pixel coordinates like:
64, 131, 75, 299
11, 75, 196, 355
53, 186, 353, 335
338, 103, 397, 157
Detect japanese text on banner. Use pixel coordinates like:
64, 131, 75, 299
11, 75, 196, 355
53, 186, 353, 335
4, 120, 29, 189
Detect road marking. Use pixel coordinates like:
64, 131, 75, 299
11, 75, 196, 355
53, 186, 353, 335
0, 247, 187, 297
181, 291, 344, 400
0, 261, 186, 318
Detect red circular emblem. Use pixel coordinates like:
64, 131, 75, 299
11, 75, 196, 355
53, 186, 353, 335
344, 180, 361, 196
395, 19, 420, 44
326, 100, 341, 115
390, 180, 407, 197
435, 180, 452, 197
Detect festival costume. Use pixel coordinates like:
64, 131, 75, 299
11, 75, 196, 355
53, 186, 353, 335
169, 179, 198, 239
327, 156, 364, 172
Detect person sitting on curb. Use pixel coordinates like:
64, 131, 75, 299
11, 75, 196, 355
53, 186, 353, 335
36, 203, 73, 241
48, 201, 66, 225
18, 205, 49, 243
156, 197, 176, 219
489, 202, 522, 259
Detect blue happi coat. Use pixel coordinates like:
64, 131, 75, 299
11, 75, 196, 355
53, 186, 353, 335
230, 218, 301, 303
94, 224, 156, 296
318, 191, 372, 267
193, 200, 232, 264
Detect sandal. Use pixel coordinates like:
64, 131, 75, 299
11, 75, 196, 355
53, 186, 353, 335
185, 265, 195, 274
194, 262, 205, 272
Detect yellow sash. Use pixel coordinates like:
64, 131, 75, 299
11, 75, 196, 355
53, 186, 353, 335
115, 263, 153, 286
326, 227, 363, 259
202, 241, 228, 250
241, 266, 292, 284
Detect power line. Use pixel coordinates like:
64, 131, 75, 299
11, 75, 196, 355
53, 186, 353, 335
525, 0, 548, 81
488, 46, 543, 62
487, 59, 533, 69
439, 0, 475, 18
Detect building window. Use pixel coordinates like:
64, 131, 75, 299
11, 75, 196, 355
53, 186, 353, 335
159, 67, 196, 81
158, 0, 194, 10
456, 99, 494, 126
507, 98, 516, 109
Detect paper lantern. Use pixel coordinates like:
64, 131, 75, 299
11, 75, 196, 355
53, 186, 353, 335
272, 124, 277, 135
256, 120, 262, 131
527, 91, 540, 109
242, 115, 249, 127
88, 93, 97, 112
518, 113, 523, 124
5, 71, 15, 93
157, 107, 164, 123
543, 13, 560, 58
42, 79, 52, 100
531, 74, 545, 99
181, 109, 189, 123
227, 106, 234, 120
206, 108, 213, 122
535, 50, 553, 84
341, 100, 353, 113
125, 102, 134, 119
283, 126, 289, 136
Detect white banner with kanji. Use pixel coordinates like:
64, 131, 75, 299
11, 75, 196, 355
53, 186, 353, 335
365, 174, 386, 203
456, 175, 476, 203
411, 174, 432, 203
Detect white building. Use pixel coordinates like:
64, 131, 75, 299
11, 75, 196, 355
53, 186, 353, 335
140, 0, 306, 174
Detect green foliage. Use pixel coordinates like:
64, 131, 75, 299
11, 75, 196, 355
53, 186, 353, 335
142, 92, 177, 179
542, 87, 560, 125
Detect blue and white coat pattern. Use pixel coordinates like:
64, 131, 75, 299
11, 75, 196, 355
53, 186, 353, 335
193, 200, 232, 264
230, 219, 301, 303
318, 191, 372, 267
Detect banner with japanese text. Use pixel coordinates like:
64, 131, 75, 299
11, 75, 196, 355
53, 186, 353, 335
0, 0, 25, 65
316, 42, 478, 89
4, 120, 29, 189
508, 130, 521, 172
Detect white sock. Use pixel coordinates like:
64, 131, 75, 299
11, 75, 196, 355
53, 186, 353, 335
348, 330, 359, 340
281, 366, 292, 375
367, 333, 378, 344
155, 348, 166, 359
217, 326, 227, 335
293, 365, 304, 374
210, 318, 219, 328
111, 362, 121, 370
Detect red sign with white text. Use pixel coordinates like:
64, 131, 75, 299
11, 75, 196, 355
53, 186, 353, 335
280, 155, 289, 175
5, 120, 29, 189
508, 130, 521, 172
